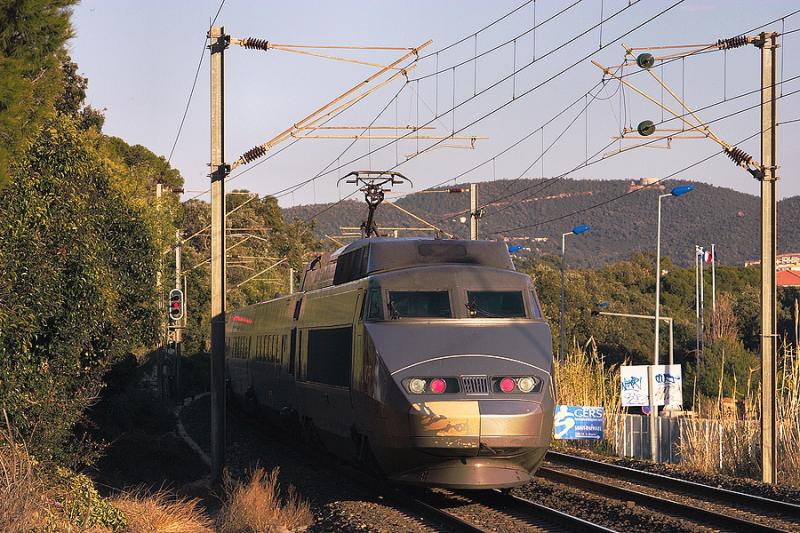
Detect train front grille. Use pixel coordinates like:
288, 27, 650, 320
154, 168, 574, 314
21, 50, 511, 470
461, 375, 489, 396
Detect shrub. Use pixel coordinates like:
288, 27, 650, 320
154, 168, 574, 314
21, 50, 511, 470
111, 491, 213, 533
217, 467, 312, 533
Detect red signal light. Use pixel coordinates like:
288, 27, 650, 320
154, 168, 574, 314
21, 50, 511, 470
499, 377, 515, 393
430, 378, 447, 394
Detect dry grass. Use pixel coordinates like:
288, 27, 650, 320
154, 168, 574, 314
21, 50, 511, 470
679, 342, 800, 485
217, 467, 312, 533
111, 490, 213, 533
0, 424, 48, 531
552, 339, 623, 452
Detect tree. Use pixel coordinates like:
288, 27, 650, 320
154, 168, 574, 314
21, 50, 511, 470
0, 0, 77, 185
0, 115, 159, 462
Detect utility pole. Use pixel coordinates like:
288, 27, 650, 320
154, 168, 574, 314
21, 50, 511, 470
209, 25, 228, 483
711, 243, 717, 316
469, 183, 479, 240
757, 31, 778, 485
174, 229, 183, 402
288, 267, 294, 295
156, 182, 165, 403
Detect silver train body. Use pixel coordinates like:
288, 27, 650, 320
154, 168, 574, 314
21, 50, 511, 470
226, 238, 555, 489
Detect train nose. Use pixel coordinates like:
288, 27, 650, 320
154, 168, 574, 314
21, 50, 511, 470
408, 397, 550, 455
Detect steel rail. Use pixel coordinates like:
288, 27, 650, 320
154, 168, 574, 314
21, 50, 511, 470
487, 489, 618, 532
402, 496, 490, 533
540, 464, 793, 532
547, 451, 800, 518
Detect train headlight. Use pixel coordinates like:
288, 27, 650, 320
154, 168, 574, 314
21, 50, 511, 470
407, 378, 426, 394
517, 376, 537, 393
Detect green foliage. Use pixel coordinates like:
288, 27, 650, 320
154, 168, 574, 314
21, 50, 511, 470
0, 115, 159, 463
0, 0, 77, 184
690, 337, 759, 400
50, 467, 127, 532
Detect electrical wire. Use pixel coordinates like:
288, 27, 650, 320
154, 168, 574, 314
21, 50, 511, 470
481, 82, 800, 223
411, 0, 584, 81
489, 95, 800, 235
167, 0, 227, 163
417, 0, 536, 60
285, 0, 684, 196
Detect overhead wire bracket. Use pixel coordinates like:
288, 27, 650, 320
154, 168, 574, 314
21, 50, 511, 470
593, 37, 765, 178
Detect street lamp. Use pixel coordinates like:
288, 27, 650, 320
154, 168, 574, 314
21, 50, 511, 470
560, 224, 591, 363
654, 185, 692, 368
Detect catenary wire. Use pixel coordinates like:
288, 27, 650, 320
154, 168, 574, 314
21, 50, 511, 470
489, 98, 800, 234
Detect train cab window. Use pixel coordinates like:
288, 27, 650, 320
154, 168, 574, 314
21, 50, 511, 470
530, 290, 543, 319
333, 246, 369, 285
466, 291, 526, 318
365, 289, 384, 321
387, 291, 451, 319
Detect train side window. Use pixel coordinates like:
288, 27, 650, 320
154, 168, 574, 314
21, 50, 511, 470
293, 299, 302, 320
365, 289, 384, 321
307, 327, 352, 387
289, 329, 297, 376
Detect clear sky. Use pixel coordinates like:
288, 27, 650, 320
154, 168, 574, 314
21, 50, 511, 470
69, 1, 799, 208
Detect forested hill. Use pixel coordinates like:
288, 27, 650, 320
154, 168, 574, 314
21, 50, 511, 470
284, 178, 800, 268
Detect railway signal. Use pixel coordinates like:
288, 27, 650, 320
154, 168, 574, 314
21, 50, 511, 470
168, 288, 184, 322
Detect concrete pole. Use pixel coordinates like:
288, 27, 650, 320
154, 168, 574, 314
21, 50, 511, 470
700, 248, 705, 354
758, 31, 778, 484
288, 267, 295, 295
209, 25, 228, 483
695, 247, 701, 365
469, 182, 478, 240
156, 182, 165, 403
711, 243, 717, 316
175, 229, 183, 402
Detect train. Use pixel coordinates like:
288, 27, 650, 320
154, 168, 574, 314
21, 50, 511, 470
225, 237, 555, 489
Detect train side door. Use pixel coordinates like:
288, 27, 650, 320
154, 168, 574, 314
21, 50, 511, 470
351, 289, 365, 407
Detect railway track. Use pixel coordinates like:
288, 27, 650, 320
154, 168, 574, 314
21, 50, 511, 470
408, 487, 617, 532
544, 451, 800, 532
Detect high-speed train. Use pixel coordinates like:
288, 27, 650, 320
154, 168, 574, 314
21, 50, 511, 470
225, 237, 555, 489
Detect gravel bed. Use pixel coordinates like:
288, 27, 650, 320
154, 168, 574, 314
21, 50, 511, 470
513, 476, 712, 533
556, 446, 800, 504
181, 395, 446, 532
546, 464, 800, 532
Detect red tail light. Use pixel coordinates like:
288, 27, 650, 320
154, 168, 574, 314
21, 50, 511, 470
499, 377, 515, 393
430, 378, 447, 394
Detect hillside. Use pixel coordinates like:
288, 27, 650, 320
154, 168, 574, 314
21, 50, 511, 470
284, 178, 800, 268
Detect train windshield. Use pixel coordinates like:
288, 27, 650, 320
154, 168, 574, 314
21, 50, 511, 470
387, 291, 451, 319
466, 291, 526, 318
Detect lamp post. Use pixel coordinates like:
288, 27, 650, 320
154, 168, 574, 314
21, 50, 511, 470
560, 224, 591, 363
654, 185, 692, 369
651, 184, 692, 462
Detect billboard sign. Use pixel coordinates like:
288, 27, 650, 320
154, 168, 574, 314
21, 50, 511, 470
553, 405, 604, 440
621, 364, 683, 407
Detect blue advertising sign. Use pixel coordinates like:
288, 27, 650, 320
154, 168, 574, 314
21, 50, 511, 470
553, 405, 604, 440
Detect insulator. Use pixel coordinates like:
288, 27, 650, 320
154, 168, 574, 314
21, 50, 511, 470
240, 145, 267, 164
240, 37, 270, 51
724, 146, 753, 166
637, 120, 656, 137
636, 52, 655, 69
717, 35, 748, 50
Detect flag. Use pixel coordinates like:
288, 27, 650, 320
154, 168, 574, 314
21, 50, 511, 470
704, 249, 713, 264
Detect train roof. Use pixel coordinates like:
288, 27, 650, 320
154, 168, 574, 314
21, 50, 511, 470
302, 237, 514, 291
